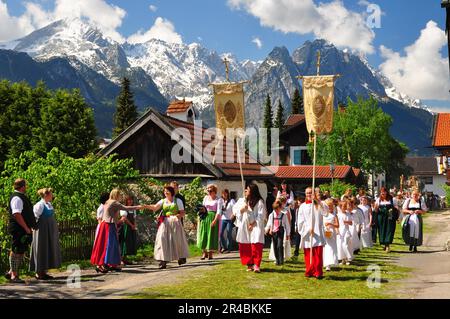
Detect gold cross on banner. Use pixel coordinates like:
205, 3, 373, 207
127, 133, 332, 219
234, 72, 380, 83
223, 58, 230, 82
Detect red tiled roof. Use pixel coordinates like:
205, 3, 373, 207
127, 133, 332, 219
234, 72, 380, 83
269, 165, 353, 179
167, 117, 273, 177
284, 114, 305, 127
167, 99, 193, 114
433, 113, 450, 147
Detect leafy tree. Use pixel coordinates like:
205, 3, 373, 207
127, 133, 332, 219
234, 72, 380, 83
113, 77, 138, 138
0, 81, 41, 168
262, 94, 273, 156
309, 97, 409, 181
444, 185, 450, 207
319, 180, 357, 199
291, 88, 304, 114
36, 89, 97, 158
273, 100, 284, 129
0, 80, 97, 169
180, 177, 206, 224
0, 148, 139, 223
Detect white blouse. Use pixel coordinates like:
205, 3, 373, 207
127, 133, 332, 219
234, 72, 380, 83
33, 199, 54, 218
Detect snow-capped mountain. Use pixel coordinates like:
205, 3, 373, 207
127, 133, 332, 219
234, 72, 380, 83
356, 52, 430, 112
123, 40, 257, 113
0, 19, 434, 153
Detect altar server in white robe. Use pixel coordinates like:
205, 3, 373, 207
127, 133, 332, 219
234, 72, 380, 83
297, 187, 327, 279
233, 183, 266, 273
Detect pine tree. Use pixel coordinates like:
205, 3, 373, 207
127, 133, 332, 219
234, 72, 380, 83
274, 100, 284, 129
291, 88, 304, 114
113, 77, 138, 138
262, 94, 273, 156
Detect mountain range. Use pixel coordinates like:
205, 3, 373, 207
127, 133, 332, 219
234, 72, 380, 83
0, 17, 434, 155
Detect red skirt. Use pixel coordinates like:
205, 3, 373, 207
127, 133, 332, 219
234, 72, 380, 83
239, 243, 263, 267
91, 222, 121, 266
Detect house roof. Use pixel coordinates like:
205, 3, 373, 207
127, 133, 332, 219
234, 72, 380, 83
167, 99, 193, 114
284, 114, 305, 127
352, 168, 361, 177
269, 165, 354, 180
432, 113, 450, 148
100, 108, 273, 179
404, 157, 438, 176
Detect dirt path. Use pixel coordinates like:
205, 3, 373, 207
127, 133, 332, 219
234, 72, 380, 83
0, 253, 240, 299
394, 210, 450, 299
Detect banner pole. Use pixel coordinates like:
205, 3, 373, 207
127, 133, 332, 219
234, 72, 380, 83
236, 136, 245, 197
310, 132, 317, 266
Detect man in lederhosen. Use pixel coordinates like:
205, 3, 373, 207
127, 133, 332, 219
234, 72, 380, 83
4, 178, 37, 283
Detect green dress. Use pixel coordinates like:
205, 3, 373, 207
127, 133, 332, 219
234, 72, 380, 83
377, 200, 398, 245
197, 197, 220, 251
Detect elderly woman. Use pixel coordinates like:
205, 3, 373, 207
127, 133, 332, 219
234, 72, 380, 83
198, 184, 223, 260
402, 189, 428, 252
30, 188, 62, 280
91, 189, 145, 273
148, 186, 190, 269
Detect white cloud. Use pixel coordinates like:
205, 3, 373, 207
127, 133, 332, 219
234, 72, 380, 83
228, 0, 375, 54
127, 17, 182, 44
380, 21, 450, 101
252, 37, 262, 49
149, 5, 157, 12
0, 0, 126, 42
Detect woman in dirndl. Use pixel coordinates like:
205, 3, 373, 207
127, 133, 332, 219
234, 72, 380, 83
197, 184, 223, 260
148, 186, 190, 269
402, 189, 428, 252
91, 189, 145, 273
30, 188, 62, 280
118, 195, 138, 265
374, 187, 398, 253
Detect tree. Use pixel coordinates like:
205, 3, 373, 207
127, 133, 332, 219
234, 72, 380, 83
37, 89, 97, 158
262, 94, 273, 156
274, 100, 284, 129
291, 88, 304, 114
309, 96, 409, 180
113, 77, 138, 138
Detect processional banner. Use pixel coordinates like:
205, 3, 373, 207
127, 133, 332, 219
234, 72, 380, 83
302, 75, 337, 136
212, 83, 245, 139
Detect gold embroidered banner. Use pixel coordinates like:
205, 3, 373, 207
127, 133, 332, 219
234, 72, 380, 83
212, 82, 245, 138
302, 75, 337, 136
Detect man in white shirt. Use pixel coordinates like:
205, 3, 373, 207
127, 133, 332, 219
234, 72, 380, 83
5, 178, 37, 283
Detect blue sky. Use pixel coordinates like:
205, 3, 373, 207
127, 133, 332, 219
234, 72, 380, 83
1, 0, 449, 111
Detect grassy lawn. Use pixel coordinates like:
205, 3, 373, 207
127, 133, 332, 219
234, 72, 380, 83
131, 226, 412, 299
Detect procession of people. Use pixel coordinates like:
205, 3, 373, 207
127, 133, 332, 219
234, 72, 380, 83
3, 177, 429, 283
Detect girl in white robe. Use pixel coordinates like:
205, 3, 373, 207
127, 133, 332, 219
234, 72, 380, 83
323, 198, 339, 271
349, 199, 363, 253
336, 200, 353, 265
358, 196, 373, 248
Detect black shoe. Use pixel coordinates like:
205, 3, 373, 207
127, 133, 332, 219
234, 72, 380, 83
4, 272, 11, 280
409, 245, 413, 252
178, 258, 186, 265
158, 262, 167, 269
95, 266, 108, 274
315, 276, 324, 280
413, 246, 418, 253
294, 251, 299, 257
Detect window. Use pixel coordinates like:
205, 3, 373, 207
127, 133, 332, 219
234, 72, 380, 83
290, 146, 308, 166
421, 176, 433, 185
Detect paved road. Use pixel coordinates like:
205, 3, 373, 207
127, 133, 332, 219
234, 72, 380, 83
0, 253, 240, 299
394, 210, 450, 299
